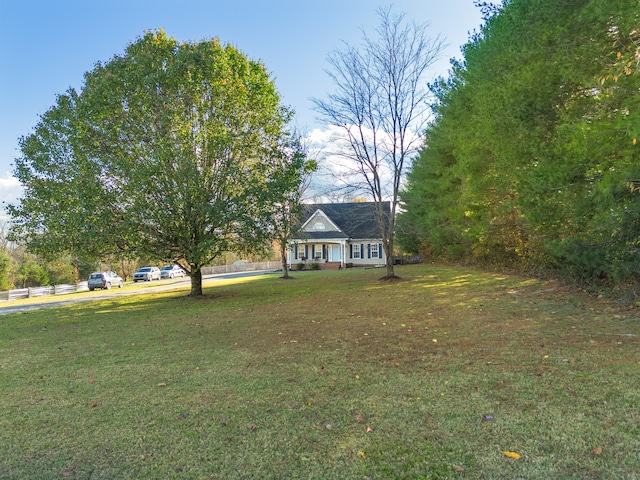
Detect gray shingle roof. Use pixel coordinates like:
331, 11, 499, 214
300, 231, 349, 240
293, 202, 390, 240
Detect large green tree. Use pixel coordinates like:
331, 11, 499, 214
8, 30, 304, 296
400, 0, 640, 285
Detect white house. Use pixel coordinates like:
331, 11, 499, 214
288, 202, 390, 269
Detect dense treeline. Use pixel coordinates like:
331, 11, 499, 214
0, 242, 99, 291
398, 0, 640, 288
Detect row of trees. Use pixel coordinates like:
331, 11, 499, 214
0, 247, 76, 292
7, 31, 310, 296
398, 0, 640, 287
0, 223, 98, 290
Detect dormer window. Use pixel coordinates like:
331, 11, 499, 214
312, 221, 326, 230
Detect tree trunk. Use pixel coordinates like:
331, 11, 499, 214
189, 267, 203, 296
385, 253, 395, 277
280, 241, 291, 279
384, 237, 396, 279
376, 201, 397, 279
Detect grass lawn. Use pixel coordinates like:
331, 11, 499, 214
1, 264, 639, 479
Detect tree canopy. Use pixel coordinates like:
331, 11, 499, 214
398, 0, 640, 286
8, 30, 305, 295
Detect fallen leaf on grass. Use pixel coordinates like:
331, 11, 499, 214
247, 423, 258, 430
593, 446, 603, 455
356, 412, 363, 423
157, 383, 167, 387
366, 426, 373, 433
502, 451, 521, 459
91, 402, 98, 408
454, 465, 465, 472
358, 451, 365, 458
88, 377, 95, 384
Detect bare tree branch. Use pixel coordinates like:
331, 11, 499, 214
312, 7, 446, 278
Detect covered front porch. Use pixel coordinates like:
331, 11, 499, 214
288, 241, 347, 269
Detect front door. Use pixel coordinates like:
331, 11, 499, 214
331, 245, 341, 261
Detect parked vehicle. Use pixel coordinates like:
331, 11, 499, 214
160, 264, 186, 279
133, 266, 161, 282
88, 271, 124, 291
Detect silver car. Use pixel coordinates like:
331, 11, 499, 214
133, 266, 161, 282
88, 271, 124, 291
160, 265, 186, 279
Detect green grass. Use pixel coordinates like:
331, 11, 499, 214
1, 265, 639, 479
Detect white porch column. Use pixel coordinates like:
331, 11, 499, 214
287, 244, 291, 269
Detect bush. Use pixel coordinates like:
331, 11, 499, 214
296, 262, 305, 271
310, 262, 320, 270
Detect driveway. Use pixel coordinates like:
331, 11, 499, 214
0, 270, 279, 316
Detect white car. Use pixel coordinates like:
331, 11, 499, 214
133, 266, 161, 282
160, 264, 186, 279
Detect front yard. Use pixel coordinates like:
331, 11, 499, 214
1, 265, 638, 478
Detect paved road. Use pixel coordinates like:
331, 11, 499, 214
0, 270, 279, 316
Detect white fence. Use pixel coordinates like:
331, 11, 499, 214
0, 281, 89, 302
0, 262, 282, 303
201, 261, 281, 275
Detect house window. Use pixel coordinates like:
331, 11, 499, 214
371, 243, 379, 259
352, 244, 361, 259
313, 222, 325, 230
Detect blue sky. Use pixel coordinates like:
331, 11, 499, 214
0, 0, 483, 205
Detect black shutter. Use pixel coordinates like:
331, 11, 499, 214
360, 244, 364, 258
294, 245, 298, 259
305, 245, 308, 259
350, 244, 353, 259
311, 245, 315, 259
379, 243, 383, 259
368, 244, 371, 259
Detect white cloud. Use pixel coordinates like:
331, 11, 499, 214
303, 125, 424, 202
0, 173, 23, 221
